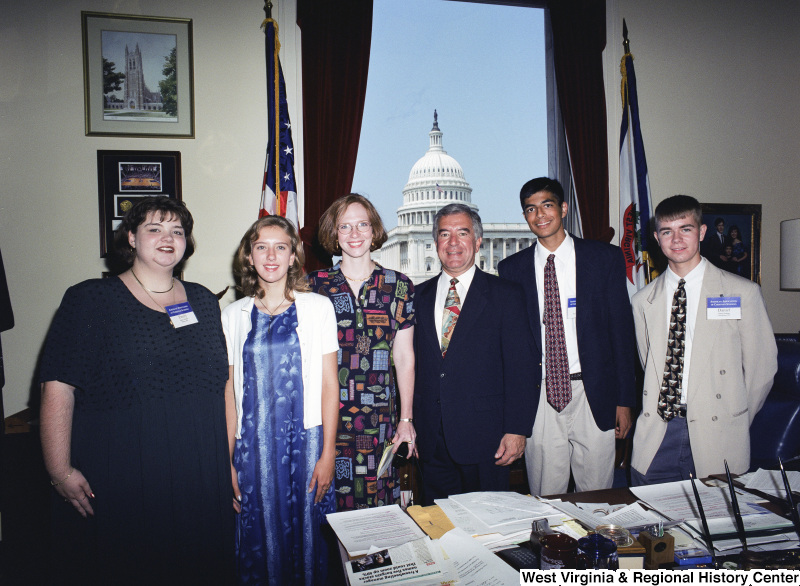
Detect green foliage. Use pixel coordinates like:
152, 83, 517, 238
102, 57, 125, 95
159, 47, 178, 116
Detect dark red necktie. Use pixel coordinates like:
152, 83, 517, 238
544, 254, 571, 412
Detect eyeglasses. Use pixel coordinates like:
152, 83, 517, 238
338, 221, 372, 234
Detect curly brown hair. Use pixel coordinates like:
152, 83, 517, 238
113, 196, 195, 266
235, 216, 309, 300
317, 194, 388, 255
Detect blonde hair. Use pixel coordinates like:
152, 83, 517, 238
235, 216, 309, 299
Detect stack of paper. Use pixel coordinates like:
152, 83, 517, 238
631, 479, 799, 555
329, 504, 536, 585
745, 468, 800, 499
435, 491, 566, 551
328, 504, 428, 557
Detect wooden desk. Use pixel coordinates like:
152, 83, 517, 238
546, 486, 639, 506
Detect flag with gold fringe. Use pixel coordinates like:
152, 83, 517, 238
619, 23, 653, 297
259, 17, 299, 227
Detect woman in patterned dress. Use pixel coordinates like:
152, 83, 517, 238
308, 194, 416, 510
222, 216, 339, 584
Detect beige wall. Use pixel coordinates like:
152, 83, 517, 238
2, 0, 799, 417
0, 0, 302, 416
604, 0, 800, 333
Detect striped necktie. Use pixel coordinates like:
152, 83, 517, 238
440, 278, 460, 357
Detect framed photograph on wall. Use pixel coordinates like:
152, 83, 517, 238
700, 203, 762, 284
82, 11, 194, 138
97, 150, 182, 257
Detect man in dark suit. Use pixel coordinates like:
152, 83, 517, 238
413, 203, 539, 504
498, 178, 636, 495
702, 217, 731, 268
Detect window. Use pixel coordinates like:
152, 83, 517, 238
351, 1, 546, 270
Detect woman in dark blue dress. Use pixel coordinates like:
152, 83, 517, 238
728, 225, 750, 279
39, 197, 234, 584
222, 216, 339, 585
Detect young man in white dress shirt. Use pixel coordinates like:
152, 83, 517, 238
498, 178, 636, 495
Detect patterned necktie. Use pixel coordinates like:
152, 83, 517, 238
544, 254, 571, 412
441, 278, 461, 357
658, 279, 687, 421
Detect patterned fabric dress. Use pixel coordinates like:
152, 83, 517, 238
308, 264, 415, 510
234, 304, 335, 585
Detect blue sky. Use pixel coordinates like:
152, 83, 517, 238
352, 0, 548, 226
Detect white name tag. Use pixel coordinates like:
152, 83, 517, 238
566, 298, 576, 319
706, 296, 741, 320
165, 301, 198, 327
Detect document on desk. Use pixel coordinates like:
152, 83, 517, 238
630, 479, 762, 521
745, 468, 800, 498
438, 528, 521, 586
435, 498, 493, 536
681, 507, 797, 553
328, 504, 428, 557
345, 538, 456, 586
545, 500, 606, 530
601, 502, 667, 529
449, 492, 563, 528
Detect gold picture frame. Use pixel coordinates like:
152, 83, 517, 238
82, 11, 194, 138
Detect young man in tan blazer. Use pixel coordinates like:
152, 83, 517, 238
631, 195, 777, 484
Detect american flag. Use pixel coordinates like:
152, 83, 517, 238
619, 24, 653, 297
259, 18, 299, 227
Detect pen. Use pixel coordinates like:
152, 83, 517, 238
778, 457, 800, 542
724, 460, 747, 551
690, 473, 717, 568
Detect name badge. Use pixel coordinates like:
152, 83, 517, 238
566, 298, 577, 319
706, 296, 741, 320
165, 301, 199, 328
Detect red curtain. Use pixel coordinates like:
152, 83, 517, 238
547, 0, 613, 243
298, 0, 374, 270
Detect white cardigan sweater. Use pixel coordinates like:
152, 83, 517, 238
221, 291, 339, 438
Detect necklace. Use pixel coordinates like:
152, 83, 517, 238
131, 269, 175, 294
256, 296, 289, 333
256, 295, 288, 316
341, 263, 374, 283
131, 270, 176, 323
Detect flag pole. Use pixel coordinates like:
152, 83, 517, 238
622, 18, 629, 53
620, 20, 654, 284
262, 0, 281, 216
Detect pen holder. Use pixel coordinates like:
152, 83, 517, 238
639, 530, 674, 567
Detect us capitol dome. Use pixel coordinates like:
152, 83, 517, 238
377, 111, 533, 284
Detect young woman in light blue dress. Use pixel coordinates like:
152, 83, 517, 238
222, 216, 339, 585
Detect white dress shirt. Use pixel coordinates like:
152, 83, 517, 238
534, 232, 582, 375
663, 258, 707, 404
434, 265, 476, 351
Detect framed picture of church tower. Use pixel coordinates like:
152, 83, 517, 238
82, 12, 194, 138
